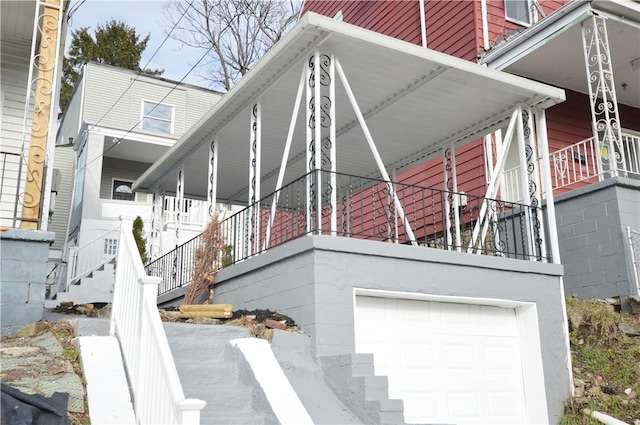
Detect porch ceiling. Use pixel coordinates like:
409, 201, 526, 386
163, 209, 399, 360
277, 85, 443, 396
1, 1, 36, 44
134, 12, 565, 205
482, 1, 640, 110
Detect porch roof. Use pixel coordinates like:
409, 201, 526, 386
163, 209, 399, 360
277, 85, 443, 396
134, 12, 565, 204
480, 0, 640, 109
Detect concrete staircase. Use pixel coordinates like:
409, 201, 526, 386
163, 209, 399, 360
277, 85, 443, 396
320, 353, 406, 425
53, 262, 116, 305
163, 322, 279, 425
73, 317, 406, 425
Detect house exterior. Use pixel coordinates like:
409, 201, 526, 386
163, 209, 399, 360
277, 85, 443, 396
50, 62, 222, 304
135, 13, 573, 423
1, 0, 67, 336
301, 0, 640, 306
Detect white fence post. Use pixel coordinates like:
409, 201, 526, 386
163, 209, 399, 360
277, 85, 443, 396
179, 399, 207, 425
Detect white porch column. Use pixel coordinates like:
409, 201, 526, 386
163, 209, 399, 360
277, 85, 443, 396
248, 101, 262, 255
536, 109, 560, 264
305, 54, 314, 234
469, 107, 520, 254
581, 15, 625, 178
150, 189, 163, 261
516, 106, 534, 260
208, 138, 218, 219
175, 165, 184, 249
305, 50, 338, 236
443, 144, 461, 251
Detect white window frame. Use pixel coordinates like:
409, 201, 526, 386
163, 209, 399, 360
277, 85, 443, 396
504, 0, 533, 27
111, 178, 135, 201
140, 99, 175, 134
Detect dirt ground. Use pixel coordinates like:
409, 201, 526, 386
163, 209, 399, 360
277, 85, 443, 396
562, 298, 640, 425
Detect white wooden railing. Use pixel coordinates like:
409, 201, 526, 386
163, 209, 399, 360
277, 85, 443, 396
502, 166, 524, 203
110, 217, 205, 425
622, 132, 640, 176
503, 132, 640, 200
550, 136, 600, 189
67, 226, 120, 287
163, 196, 209, 226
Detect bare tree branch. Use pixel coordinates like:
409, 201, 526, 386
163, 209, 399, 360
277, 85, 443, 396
164, 0, 300, 91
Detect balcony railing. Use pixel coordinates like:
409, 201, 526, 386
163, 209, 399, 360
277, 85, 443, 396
163, 196, 209, 226
148, 171, 549, 295
551, 132, 640, 189
501, 132, 640, 202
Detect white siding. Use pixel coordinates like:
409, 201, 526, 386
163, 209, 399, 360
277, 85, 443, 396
56, 72, 85, 146
49, 146, 75, 249
0, 40, 32, 227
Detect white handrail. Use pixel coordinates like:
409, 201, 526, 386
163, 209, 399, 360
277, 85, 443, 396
111, 217, 205, 425
550, 136, 599, 188
68, 226, 120, 285
506, 132, 640, 197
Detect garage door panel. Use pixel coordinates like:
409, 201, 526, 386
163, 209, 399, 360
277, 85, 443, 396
355, 295, 529, 424
400, 343, 435, 371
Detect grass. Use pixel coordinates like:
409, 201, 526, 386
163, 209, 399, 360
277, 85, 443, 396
562, 297, 640, 424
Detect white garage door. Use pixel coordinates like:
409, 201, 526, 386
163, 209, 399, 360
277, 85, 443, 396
355, 295, 529, 424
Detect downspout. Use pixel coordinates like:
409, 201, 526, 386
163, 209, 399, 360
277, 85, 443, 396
419, 0, 427, 48
481, 0, 489, 50
582, 409, 629, 425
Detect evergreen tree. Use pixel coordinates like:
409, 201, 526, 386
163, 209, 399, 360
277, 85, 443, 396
132, 216, 149, 264
60, 20, 163, 112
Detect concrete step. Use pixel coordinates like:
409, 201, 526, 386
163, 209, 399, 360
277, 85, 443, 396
163, 322, 277, 425
75, 336, 135, 425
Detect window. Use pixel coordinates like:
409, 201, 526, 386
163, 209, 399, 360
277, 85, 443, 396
112, 180, 134, 201
141, 101, 174, 133
505, 0, 532, 26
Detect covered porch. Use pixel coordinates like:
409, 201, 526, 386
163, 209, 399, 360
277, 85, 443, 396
133, 13, 573, 423
136, 12, 566, 280
481, 0, 640, 201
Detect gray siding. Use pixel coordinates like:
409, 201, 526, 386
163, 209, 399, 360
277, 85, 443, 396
50, 146, 75, 250
185, 86, 222, 130
81, 63, 220, 138
555, 177, 640, 303
99, 157, 152, 201
56, 71, 85, 146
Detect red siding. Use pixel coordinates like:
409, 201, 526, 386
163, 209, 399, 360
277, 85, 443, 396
425, 0, 479, 61
486, 0, 570, 50
303, 0, 423, 45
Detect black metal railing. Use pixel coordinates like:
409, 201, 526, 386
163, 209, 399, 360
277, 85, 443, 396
147, 170, 549, 295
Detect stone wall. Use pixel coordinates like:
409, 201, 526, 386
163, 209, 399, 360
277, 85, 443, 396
1, 228, 55, 336
555, 177, 640, 303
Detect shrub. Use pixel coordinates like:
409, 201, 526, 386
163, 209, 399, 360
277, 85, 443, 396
185, 216, 225, 304
132, 216, 148, 264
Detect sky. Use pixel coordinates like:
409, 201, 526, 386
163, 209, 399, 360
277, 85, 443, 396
65, 0, 210, 88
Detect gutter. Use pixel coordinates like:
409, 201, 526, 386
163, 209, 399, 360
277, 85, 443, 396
480, 0, 590, 69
